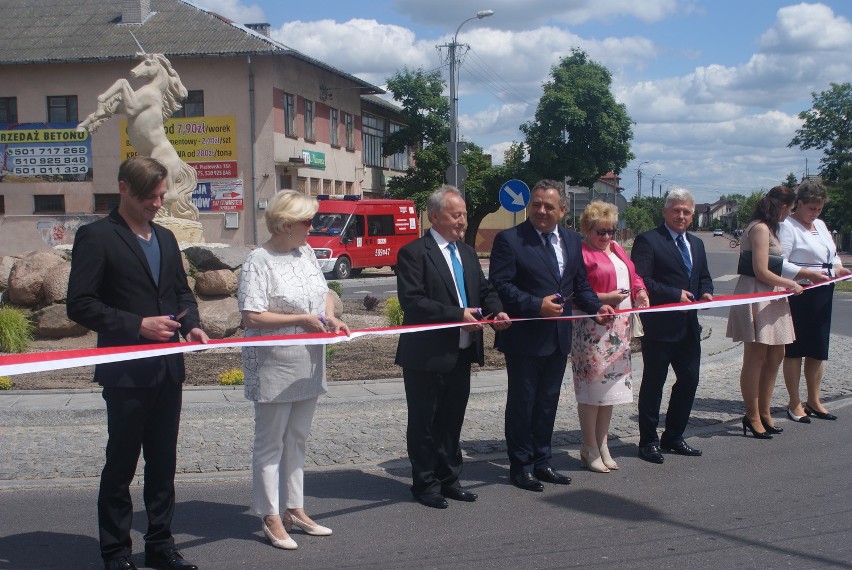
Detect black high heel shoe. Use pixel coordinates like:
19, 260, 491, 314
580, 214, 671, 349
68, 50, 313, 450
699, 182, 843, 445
761, 417, 783, 434
804, 403, 837, 421
742, 416, 772, 439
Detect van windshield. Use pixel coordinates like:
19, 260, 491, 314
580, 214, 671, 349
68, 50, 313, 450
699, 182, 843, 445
310, 213, 350, 236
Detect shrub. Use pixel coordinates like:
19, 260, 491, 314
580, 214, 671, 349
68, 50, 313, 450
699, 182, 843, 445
0, 376, 13, 390
218, 368, 244, 386
384, 297, 404, 327
0, 305, 33, 353
363, 294, 379, 310
327, 280, 343, 297
325, 345, 338, 361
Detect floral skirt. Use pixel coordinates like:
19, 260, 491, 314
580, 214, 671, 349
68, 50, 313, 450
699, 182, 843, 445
570, 314, 634, 406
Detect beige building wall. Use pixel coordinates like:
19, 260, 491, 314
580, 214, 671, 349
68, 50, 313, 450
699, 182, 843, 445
0, 54, 385, 256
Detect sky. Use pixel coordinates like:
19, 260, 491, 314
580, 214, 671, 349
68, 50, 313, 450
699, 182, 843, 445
190, 0, 852, 204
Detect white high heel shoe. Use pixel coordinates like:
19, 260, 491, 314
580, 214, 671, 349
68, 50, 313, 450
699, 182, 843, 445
263, 516, 298, 550
580, 444, 610, 473
284, 512, 333, 537
599, 443, 619, 470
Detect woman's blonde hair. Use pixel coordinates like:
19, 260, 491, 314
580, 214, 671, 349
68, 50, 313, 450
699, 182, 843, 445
579, 200, 618, 233
265, 190, 319, 234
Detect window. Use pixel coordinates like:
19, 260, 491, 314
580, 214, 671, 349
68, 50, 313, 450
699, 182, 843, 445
362, 113, 385, 167
34, 195, 65, 214
304, 99, 314, 140
47, 96, 78, 123
389, 122, 408, 171
344, 113, 354, 150
94, 193, 120, 213
366, 214, 395, 236
0, 195, 5, 215
330, 108, 339, 147
0, 97, 17, 123
171, 90, 204, 117
284, 93, 296, 136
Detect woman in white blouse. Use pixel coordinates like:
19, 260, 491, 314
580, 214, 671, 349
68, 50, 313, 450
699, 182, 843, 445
779, 180, 851, 423
238, 190, 349, 550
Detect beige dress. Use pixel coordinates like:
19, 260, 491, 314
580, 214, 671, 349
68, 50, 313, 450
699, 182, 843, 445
726, 221, 795, 345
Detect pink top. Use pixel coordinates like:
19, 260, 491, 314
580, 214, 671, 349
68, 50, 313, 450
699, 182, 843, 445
580, 240, 645, 301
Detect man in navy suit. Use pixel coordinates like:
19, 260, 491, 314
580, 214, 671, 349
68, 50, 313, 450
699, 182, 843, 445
68, 157, 208, 570
630, 188, 714, 464
395, 185, 510, 509
490, 179, 614, 492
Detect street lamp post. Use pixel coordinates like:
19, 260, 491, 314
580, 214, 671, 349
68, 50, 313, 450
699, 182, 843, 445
447, 9, 493, 199
636, 161, 649, 198
651, 173, 662, 197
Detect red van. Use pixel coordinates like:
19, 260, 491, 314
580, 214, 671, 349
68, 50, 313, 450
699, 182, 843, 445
308, 196, 419, 279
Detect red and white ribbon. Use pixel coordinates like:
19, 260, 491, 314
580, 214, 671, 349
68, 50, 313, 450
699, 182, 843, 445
1, 274, 849, 377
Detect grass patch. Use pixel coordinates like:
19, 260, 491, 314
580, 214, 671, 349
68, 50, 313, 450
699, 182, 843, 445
0, 305, 33, 353
835, 279, 852, 293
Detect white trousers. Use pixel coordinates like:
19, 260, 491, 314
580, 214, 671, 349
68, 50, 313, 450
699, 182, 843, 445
251, 396, 318, 516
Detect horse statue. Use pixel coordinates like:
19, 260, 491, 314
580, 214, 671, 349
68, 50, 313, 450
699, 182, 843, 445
78, 53, 199, 222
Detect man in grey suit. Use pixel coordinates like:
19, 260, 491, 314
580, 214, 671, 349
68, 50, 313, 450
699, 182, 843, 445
630, 188, 714, 464
395, 185, 510, 509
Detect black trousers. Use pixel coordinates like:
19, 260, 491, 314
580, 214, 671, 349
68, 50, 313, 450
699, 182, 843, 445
504, 350, 568, 478
403, 347, 473, 496
99, 380, 182, 561
637, 336, 701, 447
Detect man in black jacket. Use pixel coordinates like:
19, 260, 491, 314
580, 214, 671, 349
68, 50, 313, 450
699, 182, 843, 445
67, 157, 208, 570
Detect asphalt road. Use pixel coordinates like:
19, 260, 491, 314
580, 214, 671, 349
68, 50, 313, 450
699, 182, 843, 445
1, 399, 850, 569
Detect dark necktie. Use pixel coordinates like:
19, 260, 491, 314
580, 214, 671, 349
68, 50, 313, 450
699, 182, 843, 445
447, 242, 468, 307
543, 232, 559, 276
676, 234, 692, 276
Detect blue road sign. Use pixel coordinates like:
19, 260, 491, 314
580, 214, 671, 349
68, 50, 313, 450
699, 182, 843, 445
499, 179, 530, 212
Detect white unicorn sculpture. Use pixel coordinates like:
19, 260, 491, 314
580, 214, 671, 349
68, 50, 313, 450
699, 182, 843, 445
78, 53, 199, 221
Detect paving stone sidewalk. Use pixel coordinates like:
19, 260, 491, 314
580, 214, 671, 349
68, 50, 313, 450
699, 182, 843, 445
2, 316, 852, 488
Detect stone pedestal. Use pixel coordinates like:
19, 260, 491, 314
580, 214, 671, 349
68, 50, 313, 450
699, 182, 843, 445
157, 217, 204, 243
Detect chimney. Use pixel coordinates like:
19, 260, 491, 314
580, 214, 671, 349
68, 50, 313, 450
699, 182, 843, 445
122, 0, 151, 24
245, 23, 272, 37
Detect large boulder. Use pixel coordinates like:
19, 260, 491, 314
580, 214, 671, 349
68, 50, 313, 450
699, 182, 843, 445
183, 245, 253, 271
42, 262, 72, 304
33, 304, 89, 338
198, 296, 242, 339
194, 269, 238, 296
0, 255, 17, 291
7, 251, 66, 306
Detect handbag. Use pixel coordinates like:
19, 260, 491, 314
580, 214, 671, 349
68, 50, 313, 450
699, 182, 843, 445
631, 313, 644, 338
737, 250, 783, 277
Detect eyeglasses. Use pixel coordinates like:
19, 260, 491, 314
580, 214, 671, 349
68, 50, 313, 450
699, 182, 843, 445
595, 228, 617, 236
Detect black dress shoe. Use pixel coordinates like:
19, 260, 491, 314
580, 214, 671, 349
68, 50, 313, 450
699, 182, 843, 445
533, 467, 571, 485
511, 472, 544, 492
144, 548, 198, 570
661, 440, 702, 456
638, 444, 665, 464
413, 492, 449, 509
441, 486, 478, 502
804, 403, 837, 421
104, 557, 137, 570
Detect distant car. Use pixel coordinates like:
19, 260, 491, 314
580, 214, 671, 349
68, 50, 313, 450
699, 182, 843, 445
713, 229, 724, 236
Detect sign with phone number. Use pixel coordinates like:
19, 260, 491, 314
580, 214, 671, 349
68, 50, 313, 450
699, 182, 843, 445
0, 123, 93, 182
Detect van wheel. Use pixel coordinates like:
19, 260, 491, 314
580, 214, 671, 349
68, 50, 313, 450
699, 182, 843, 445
350, 268, 363, 277
333, 257, 351, 279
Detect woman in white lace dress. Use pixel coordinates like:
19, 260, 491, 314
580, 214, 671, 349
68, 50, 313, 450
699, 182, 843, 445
238, 190, 349, 550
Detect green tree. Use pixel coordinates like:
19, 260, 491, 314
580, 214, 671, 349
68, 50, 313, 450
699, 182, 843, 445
520, 49, 634, 187
383, 67, 449, 156
824, 164, 852, 235
789, 82, 852, 184
623, 205, 655, 235
784, 172, 799, 188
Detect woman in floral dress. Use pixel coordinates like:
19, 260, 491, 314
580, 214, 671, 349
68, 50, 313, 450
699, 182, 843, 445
571, 201, 649, 472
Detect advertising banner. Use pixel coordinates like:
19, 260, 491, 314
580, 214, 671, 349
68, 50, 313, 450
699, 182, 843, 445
0, 122, 93, 183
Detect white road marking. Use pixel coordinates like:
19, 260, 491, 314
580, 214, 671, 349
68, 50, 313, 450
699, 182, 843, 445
714, 274, 739, 282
